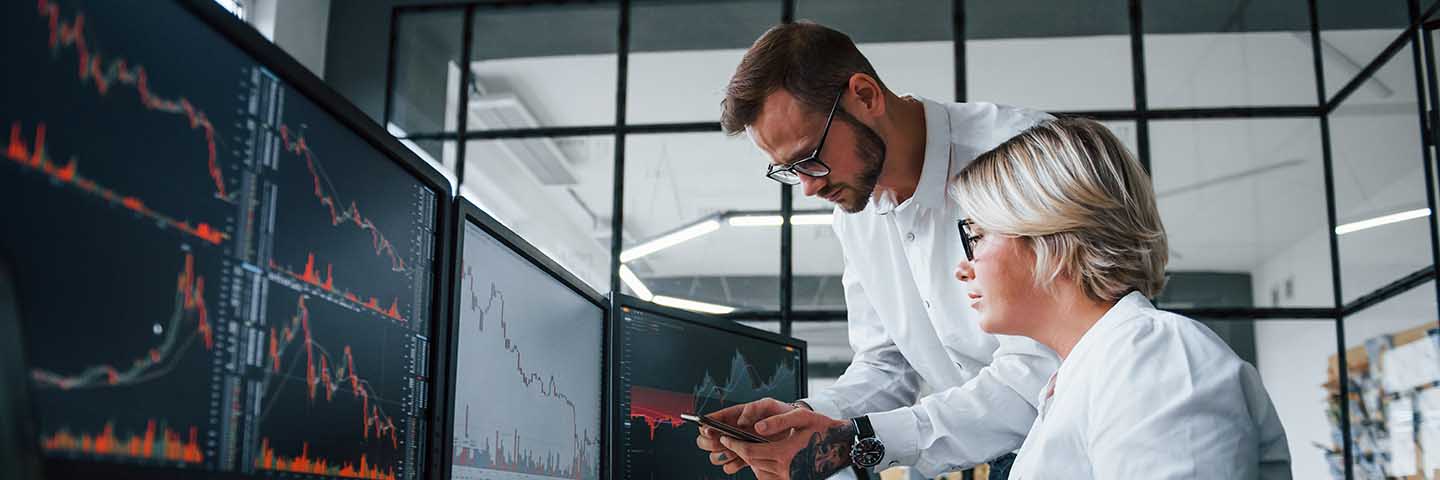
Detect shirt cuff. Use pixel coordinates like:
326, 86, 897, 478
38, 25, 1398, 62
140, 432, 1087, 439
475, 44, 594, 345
798, 394, 844, 419
867, 406, 920, 470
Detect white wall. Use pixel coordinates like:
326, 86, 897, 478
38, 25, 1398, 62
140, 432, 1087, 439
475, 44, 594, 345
248, 0, 330, 77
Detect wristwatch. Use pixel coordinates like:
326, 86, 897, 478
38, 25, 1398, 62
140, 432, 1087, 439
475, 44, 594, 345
849, 416, 885, 469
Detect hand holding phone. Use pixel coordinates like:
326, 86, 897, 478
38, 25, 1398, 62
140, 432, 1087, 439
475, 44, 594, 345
682, 413, 770, 443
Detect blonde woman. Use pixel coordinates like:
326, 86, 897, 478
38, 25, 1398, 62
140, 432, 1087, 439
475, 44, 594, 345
949, 118, 1291, 479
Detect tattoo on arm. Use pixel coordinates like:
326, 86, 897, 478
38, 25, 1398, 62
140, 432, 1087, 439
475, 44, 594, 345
789, 422, 856, 480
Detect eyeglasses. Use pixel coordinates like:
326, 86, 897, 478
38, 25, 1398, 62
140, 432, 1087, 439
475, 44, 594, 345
958, 218, 983, 261
765, 90, 845, 185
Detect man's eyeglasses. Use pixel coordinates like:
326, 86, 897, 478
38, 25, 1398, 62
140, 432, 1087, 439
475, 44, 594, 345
958, 218, 983, 261
765, 90, 845, 185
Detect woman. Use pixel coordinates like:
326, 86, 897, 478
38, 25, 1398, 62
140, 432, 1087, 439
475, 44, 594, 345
948, 118, 1290, 479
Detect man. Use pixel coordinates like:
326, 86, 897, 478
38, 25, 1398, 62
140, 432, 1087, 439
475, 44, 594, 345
694, 21, 1061, 480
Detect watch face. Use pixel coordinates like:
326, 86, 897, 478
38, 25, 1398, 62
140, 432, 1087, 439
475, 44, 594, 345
851, 437, 886, 468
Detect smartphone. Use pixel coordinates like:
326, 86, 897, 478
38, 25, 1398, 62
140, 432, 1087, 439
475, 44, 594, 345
681, 413, 770, 444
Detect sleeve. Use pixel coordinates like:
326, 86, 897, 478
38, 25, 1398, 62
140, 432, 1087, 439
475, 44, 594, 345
1085, 319, 1282, 479
801, 215, 924, 420
865, 334, 1058, 476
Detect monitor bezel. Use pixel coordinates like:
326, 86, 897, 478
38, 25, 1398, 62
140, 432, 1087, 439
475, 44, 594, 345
607, 293, 809, 480
440, 196, 610, 480
32, 0, 457, 478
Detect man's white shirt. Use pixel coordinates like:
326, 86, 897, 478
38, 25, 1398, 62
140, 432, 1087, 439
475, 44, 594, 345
800, 96, 1059, 477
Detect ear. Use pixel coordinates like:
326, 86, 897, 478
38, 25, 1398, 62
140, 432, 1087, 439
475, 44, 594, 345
846, 73, 886, 119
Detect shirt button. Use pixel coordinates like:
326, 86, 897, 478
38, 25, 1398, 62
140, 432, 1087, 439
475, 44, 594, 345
906, 232, 916, 242
924, 300, 932, 309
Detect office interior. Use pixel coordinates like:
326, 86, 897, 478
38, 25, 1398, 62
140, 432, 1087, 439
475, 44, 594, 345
2, 0, 1439, 479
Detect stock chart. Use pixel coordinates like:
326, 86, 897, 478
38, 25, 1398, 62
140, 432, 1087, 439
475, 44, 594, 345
616, 308, 803, 480
0, 0, 439, 478
450, 222, 603, 480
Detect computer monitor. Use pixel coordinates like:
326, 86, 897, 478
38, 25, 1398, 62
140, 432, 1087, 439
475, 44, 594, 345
0, 0, 452, 479
444, 199, 607, 480
611, 295, 808, 480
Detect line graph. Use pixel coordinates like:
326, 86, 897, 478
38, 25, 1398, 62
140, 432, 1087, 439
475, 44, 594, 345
269, 252, 405, 322
260, 295, 399, 450
691, 351, 797, 415
36, 0, 229, 201
616, 309, 803, 480
278, 124, 406, 273
30, 249, 214, 391
625, 352, 797, 441
7, 121, 228, 245
451, 274, 599, 480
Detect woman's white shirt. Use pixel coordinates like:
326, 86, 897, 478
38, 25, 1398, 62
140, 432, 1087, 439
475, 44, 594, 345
1007, 292, 1292, 479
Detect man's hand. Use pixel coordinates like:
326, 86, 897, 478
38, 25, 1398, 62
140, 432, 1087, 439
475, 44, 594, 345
696, 398, 801, 475
720, 408, 856, 480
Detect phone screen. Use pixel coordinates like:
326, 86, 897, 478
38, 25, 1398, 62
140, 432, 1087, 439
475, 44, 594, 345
681, 414, 770, 443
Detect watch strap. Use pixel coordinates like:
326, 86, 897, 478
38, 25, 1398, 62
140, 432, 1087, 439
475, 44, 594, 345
852, 415, 876, 439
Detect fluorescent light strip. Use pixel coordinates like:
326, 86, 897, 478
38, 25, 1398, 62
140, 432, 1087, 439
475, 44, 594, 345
1335, 208, 1431, 235
618, 265, 654, 301
728, 215, 783, 227
727, 214, 833, 227
652, 295, 737, 314
791, 213, 833, 225
620, 219, 720, 262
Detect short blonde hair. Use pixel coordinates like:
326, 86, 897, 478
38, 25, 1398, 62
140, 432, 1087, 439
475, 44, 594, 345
950, 117, 1168, 302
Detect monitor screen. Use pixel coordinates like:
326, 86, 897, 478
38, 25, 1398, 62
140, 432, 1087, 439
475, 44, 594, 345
1, 1, 445, 478
614, 300, 806, 480
448, 209, 605, 480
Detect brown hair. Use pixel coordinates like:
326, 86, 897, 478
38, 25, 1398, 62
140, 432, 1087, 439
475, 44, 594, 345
721, 21, 886, 135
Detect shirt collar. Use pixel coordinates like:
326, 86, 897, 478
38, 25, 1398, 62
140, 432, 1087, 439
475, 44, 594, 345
1051, 291, 1153, 394
888, 95, 953, 214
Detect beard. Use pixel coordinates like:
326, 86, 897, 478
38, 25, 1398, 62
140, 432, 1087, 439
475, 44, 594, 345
831, 112, 886, 213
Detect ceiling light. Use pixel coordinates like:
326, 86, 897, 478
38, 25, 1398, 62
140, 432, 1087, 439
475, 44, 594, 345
652, 295, 736, 315
728, 215, 784, 227
619, 219, 720, 262
618, 265, 654, 301
1335, 208, 1430, 235
726, 213, 832, 227
791, 214, 832, 225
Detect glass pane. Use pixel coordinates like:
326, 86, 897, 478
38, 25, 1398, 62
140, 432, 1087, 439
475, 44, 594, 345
628, 0, 780, 124
1150, 119, 1334, 308
1341, 281, 1439, 479
1144, 0, 1316, 108
1318, 0, 1409, 101
737, 320, 781, 334
461, 136, 615, 292
968, 1, 1132, 111
792, 176, 846, 311
468, 4, 618, 130
396, 138, 455, 176
1254, 319, 1342, 479
622, 132, 779, 312
1331, 44, 1430, 304
389, 10, 462, 136
795, 0, 954, 102
790, 320, 850, 395
1099, 119, 1139, 154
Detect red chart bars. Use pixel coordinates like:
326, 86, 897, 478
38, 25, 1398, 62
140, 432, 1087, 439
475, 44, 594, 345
42, 420, 204, 465
3, 0, 440, 478
450, 227, 604, 480
615, 308, 804, 480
